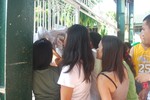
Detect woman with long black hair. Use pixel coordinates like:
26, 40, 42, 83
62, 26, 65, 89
58, 24, 94, 100
97, 36, 129, 100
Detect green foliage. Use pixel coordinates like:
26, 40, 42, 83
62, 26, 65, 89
91, 0, 103, 4
100, 24, 107, 37
64, 5, 75, 26
80, 12, 98, 28
80, 12, 108, 37
106, 11, 116, 21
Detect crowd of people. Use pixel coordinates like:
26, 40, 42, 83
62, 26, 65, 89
32, 14, 150, 100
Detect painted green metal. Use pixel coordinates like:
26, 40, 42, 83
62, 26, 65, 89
129, 0, 134, 43
0, 0, 6, 99
0, 0, 6, 88
0, 93, 4, 100
117, 0, 125, 41
0, 0, 34, 99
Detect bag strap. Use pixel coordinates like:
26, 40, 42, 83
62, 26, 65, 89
99, 73, 117, 89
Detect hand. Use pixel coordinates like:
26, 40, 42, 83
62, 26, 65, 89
55, 57, 62, 66
51, 49, 62, 67
135, 73, 150, 83
138, 88, 150, 100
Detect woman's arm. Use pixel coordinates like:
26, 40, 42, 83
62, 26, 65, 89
135, 73, 150, 83
97, 75, 112, 100
60, 85, 73, 100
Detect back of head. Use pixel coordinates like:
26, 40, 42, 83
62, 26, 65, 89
90, 31, 101, 49
64, 24, 92, 60
101, 35, 124, 83
143, 14, 150, 28
62, 24, 94, 82
124, 42, 132, 54
124, 42, 131, 49
33, 38, 53, 70
123, 43, 136, 76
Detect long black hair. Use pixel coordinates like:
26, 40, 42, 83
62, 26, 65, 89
123, 43, 136, 77
61, 24, 94, 82
90, 31, 101, 49
101, 36, 125, 83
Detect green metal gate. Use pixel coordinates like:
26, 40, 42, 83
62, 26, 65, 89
0, 0, 34, 100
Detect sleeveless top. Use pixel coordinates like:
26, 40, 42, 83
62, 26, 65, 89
132, 44, 150, 76
99, 72, 129, 100
123, 61, 138, 100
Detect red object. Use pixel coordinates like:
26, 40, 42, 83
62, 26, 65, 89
142, 82, 149, 89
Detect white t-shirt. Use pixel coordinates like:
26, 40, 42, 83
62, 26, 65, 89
58, 64, 91, 100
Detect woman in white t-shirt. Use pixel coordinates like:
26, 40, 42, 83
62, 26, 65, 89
58, 24, 95, 100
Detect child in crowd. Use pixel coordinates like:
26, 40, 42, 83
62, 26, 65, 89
32, 38, 60, 100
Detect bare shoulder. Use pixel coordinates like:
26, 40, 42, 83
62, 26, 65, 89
97, 73, 107, 81
97, 73, 111, 85
97, 73, 110, 89
97, 73, 113, 100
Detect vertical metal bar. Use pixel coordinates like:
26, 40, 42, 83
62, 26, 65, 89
43, 0, 46, 29
46, 0, 48, 29
64, 8, 66, 27
82, 0, 84, 3
56, 0, 58, 28
39, 1, 42, 26
129, 0, 134, 43
0, 0, 6, 91
72, 12, 74, 25
75, 7, 80, 24
117, 0, 125, 41
44, 0, 46, 29
42, 0, 44, 27
62, 8, 64, 26
71, 11, 73, 25
34, 0, 36, 33
60, 6, 62, 26
38, 0, 40, 27
48, 0, 51, 30
52, 0, 55, 29
85, 0, 87, 5
57, 3, 60, 28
